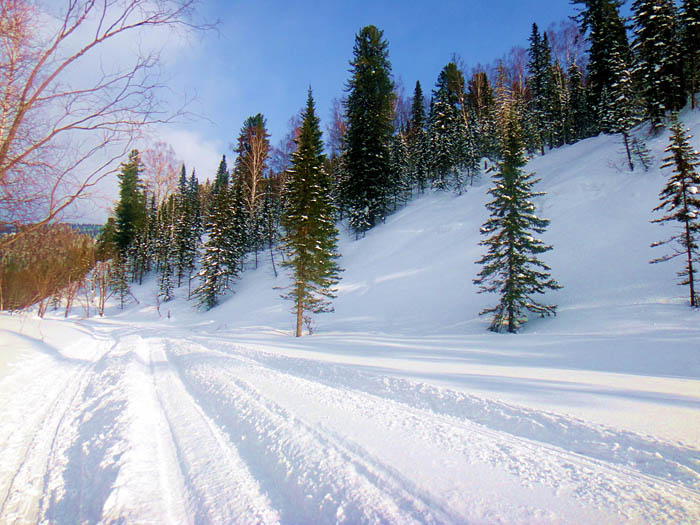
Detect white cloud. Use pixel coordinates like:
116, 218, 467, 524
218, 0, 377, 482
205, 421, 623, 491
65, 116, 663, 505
152, 127, 224, 182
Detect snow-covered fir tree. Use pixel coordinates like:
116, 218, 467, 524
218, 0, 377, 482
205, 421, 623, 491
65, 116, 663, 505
343, 25, 395, 234
389, 133, 411, 209
428, 62, 465, 191
474, 92, 561, 333
281, 89, 342, 337
407, 80, 429, 192
632, 0, 683, 131
651, 114, 700, 307
566, 60, 591, 142
572, 0, 631, 134
680, 0, 700, 109
605, 58, 642, 171
193, 185, 234, 309
114, 150, 146, 255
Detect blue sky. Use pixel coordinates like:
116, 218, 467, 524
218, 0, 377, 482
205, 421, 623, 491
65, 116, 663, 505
159, 0, 582, 180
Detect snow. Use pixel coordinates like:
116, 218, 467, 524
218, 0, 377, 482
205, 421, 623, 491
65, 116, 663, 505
1, 110, 700, 523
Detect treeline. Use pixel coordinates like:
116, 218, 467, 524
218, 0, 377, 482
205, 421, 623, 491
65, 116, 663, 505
6, 1, 699, 331
95, 0, 700, 331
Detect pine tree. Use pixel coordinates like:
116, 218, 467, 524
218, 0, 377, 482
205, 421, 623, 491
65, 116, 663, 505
428, 63, 465, 191
389, 133, 411, 208
114, 150, 147, 255
407, 80, 429, 192
281, 89, 342, 337
572, 0, 632, 133
212, 155, 229, 196
632, 0, 683, 131
566, 60, 591, 141
606, 58, 642, 171
193, 185, 237, 309
527, 23, 548, 154
109, 254, 130, 309
474, 93, 560, 333
650, 114, 700, 307
680, 0, 700, 109
343, 25, 395, 234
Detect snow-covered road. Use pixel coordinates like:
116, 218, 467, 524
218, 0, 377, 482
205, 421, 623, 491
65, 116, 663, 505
1, 320, 698, 524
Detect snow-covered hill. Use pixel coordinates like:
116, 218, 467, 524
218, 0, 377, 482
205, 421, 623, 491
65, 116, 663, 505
1, 109, 699, 523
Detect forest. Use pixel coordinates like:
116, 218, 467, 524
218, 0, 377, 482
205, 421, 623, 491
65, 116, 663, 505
2, 0, 699, 335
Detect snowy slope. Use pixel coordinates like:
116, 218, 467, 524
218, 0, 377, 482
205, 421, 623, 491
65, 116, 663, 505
1, 110, 699, 523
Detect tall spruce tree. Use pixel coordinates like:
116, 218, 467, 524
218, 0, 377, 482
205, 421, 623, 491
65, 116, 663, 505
193, 186, 232, 310
680, 0, 700, 109
605, 51, 643, 170
527, 23, 549, 154
114, 150, 146, 255
281, 89, 341, 337
343, 25, 395, 234
650, 115, 700, 307
632, 0, 683, 131
572, 0, 632, 133
566, 60, 591, 141
474, 93, 560, 333
407, 80, 429, 192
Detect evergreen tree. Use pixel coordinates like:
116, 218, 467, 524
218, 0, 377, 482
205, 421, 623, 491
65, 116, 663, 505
527, 23, 548, 154
428, 63, 465, 190
193, 187, 231, 309
650, 114, 700, 307
156, 195, 176, 302
467, 71, 498, 160
235, 114, 270, 267
632, 0, 683, 131
114, 150, 146, 254
606, 60, 642, 171
572, 0, 632, 132
680, 0, 700, 109
343, 25, 395, 234
566, 60, 591, 141
96, 217, 118, 261
389, 133, 411, 207
109, 254, 130, 309
225, 175, 250, 282
281, 89, 342, 337
474, 93, 560, 333
212, 155, 229, 196
407, 80, 429, 192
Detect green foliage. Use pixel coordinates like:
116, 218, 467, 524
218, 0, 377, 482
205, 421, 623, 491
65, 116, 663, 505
572, 0, 632, 133
474, 97, 560, 333
632, 0, 683, 130
114, 150, 147, 254
650, 114, 700, 307
281, 89, 342, 336
343, 25, 395, 234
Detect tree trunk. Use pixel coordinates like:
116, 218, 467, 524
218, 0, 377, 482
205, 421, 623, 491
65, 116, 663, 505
685, 214, 696, 307
295, 301, 303, 337
623, 132, 634, 172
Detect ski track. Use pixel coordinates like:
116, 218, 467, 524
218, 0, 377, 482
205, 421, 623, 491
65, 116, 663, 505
168, 335, 700, 523
1, 326, 698, 523
0, 333, 111, 524
193, 336, 700, 492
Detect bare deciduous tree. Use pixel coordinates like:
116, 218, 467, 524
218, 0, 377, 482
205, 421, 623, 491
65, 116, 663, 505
141, 140, 180, 204
0, 0, 207, 249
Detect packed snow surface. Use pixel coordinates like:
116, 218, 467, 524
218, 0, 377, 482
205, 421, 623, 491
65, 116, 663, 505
2, 111, 700, 523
